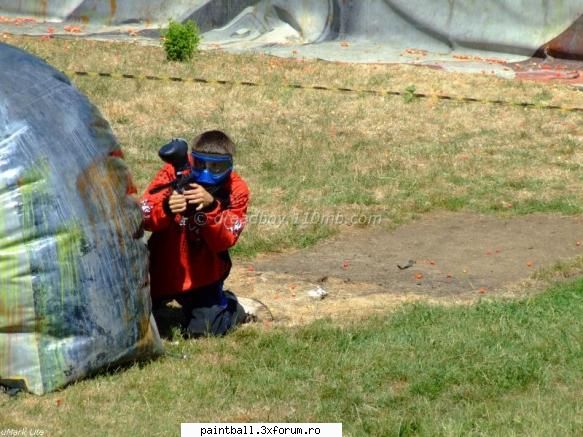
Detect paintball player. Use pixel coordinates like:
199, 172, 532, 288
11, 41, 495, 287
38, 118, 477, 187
141, 130, 250, 336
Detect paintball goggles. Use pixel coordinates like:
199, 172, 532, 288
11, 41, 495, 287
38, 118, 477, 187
149, 138, 233, 194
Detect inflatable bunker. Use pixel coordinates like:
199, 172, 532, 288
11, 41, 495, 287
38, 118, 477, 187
0, 43, 163, 395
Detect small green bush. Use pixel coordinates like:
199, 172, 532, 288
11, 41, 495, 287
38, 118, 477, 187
403, 84, 417, 103
163, 20, 201, 62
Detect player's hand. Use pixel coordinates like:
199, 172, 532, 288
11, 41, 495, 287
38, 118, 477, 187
183, 183, 215, 211
168, 190, 187, 214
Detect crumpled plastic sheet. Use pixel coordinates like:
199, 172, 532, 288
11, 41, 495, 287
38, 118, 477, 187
0, 43, 163, 395
2, 1, 583, 67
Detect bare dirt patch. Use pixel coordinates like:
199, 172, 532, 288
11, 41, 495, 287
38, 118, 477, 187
227, 212, 583, 325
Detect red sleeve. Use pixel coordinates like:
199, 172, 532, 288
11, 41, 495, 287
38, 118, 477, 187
140, 164, 181, 232
109, 148, 137, 195
199, 176, 249, 253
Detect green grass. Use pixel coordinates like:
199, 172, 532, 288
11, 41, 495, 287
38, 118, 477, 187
230, 222, 337, 258
3, 279, 582, 435
1, 38, 582, 434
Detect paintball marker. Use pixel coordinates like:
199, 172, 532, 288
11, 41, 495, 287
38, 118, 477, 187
148, 138, 193, 194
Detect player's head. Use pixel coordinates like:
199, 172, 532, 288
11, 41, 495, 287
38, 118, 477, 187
190, 130, 235, 186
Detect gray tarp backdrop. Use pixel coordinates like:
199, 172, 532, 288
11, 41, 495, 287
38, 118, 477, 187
1, 0, 583, 66
0, 43, 163, 395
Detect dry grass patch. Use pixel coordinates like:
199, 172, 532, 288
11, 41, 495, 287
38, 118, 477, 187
4, 36, 583, 256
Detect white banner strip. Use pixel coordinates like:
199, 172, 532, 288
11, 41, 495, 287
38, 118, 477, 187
181, 423, 342, 437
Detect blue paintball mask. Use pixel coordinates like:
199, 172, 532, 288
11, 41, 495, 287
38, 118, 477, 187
190, 151, 233, 186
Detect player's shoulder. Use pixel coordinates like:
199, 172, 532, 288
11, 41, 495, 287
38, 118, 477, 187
229, 171, 249, 194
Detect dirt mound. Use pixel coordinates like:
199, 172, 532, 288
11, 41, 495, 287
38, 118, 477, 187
227, 213, 583, 325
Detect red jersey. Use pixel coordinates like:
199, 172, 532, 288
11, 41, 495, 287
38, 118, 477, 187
141, 164, 249, 300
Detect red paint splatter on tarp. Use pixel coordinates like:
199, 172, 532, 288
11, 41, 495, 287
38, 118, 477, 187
515, 69, 579, 81
403, 48, 428, 57
64, 25, 83, 33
